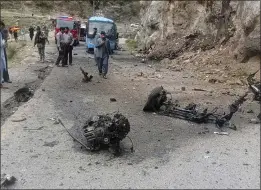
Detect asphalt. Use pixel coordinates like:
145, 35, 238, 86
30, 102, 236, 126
1, 38, 260, 189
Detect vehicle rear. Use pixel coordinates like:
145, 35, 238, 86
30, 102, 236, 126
55, 17, 80, 46
86, 16, 119, 53
79, 23, 86, 41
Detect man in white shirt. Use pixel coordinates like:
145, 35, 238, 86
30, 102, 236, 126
62, 27, 74, 66
55, 27, 65, 66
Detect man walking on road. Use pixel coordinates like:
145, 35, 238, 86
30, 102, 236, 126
43, 25, 49, 40
29, 26, 34, 41
62, 27, 74, 66
34, 26, 49, 63
96, 31, 112, 79
87, 27, 99, 65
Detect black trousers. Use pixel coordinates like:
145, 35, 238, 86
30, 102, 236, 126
62, 44, 73, 65
3, 48, 10, 82
55, 45, 65, 65
30, 33, 34, 41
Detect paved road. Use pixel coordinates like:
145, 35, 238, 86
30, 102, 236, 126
1, 39, 260, 189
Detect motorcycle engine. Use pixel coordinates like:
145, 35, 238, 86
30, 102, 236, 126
83, 113, 130, 153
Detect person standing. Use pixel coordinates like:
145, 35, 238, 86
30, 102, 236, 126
96, 31, 112, 79
62, 27, 74, 66
0, 22, 7, 88
29, 26, 34, 41
87, 28, 99, 65
55, 27, 65, 66
42, 25, 49, 40
0, 21, 12, 83
34, 26, 49, 63
13, 29, 18, 42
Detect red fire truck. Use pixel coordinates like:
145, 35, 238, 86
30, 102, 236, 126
54, 16, 80, 46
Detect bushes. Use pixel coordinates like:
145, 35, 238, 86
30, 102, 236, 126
125, 39, 137, 51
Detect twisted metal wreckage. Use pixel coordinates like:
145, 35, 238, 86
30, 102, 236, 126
143, 70, 260, 128
58, 70, 259, 155
59, 113, 132, 156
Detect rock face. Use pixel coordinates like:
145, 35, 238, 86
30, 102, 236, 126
135, 0, 260, 62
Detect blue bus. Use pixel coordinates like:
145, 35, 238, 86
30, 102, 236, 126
86, 16, 118, 53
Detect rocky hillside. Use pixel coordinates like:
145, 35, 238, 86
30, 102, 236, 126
135, 0, 260, 63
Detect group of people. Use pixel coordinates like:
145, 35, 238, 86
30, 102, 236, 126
0, 21, 12, 89
55, 27, 74, 67
90, 28, 112, 79
29, 25, 49, 41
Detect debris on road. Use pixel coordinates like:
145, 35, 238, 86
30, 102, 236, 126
43, 141, 59, 147
143, 86, 248, 128
83, 113, 131, 155
228, 124, 237, 130
1, 174, 16, 187
80, 67, 93, 83
193, 88, 207, 92
137, 72, 144, 77
48, 117, 60, 124
214, 132, 229, 135
11, 117, 27, 122
14, 87, 34, 102
249, 118, 260, 124
247, 109, 254, 113
110, 98, 117, 102
181, 87, 186, 91
143, 86, 169, 112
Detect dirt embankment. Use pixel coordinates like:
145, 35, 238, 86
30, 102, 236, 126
135, 1, 260, 65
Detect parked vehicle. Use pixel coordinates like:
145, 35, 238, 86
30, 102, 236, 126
54, 16, 80, 46
86, 16, 119, 53
79, 23, 86, 42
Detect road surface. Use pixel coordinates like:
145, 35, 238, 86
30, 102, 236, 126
1, 38, 260, 189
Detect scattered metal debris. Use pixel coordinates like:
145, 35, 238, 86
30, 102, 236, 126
14, 87, 34, 102
11, 117, 27, 122
58, 113, 133, 156
48, 117, 60, 124
249, 118, 260, 124
143, 86, 169, 112
193, 88, 207, 92
80, 67, 93, 83
110, 98, 117, 102
1, 174, 16, 187
214, 132, 229, 135
143, 86, 248, 128
83, 113, 132, 155
228, 123, 237, 130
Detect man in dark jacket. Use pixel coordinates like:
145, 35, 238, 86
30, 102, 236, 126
29, 26, 34, 41
34, 26, 49, 63
96, 31, 112, 79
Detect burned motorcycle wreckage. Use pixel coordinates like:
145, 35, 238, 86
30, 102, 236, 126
59, 113, 131, 156
82, 113, 131, 155
143, 86, 249, 128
